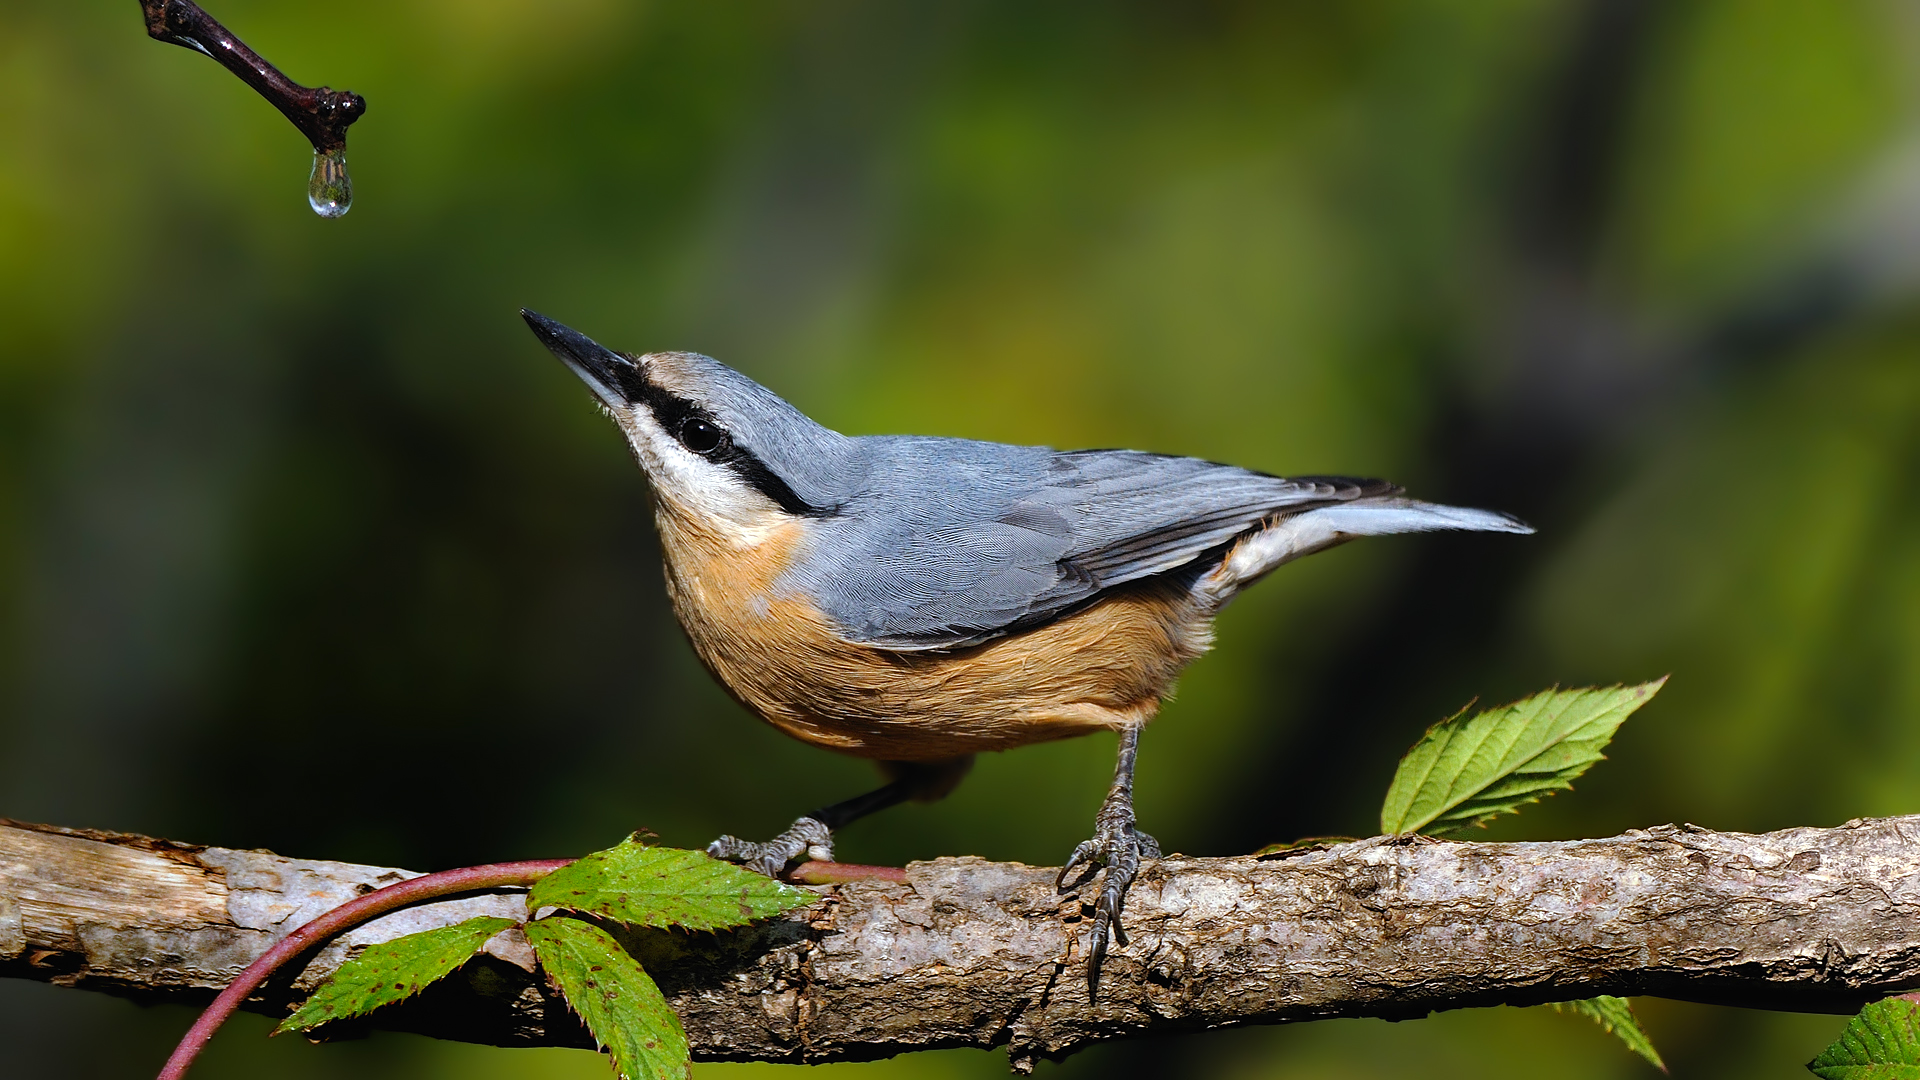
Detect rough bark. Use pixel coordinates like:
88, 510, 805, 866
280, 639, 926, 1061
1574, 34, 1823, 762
5, 816, 1918, 1071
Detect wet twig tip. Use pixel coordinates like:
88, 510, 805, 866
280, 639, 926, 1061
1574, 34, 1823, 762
137, 0, 365, 153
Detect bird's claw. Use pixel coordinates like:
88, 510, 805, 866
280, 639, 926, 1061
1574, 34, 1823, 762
1057, 804, 1159, 973
707, 816, 834, 877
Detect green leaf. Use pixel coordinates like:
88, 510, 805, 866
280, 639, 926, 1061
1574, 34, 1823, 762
1808, 998, 1920, 1078
1552, 996, 1667, 1071
528, 837, 814, 931
275, 916, 518, 1034
526, 916, 690, 1080
1379, 680, 1666, 837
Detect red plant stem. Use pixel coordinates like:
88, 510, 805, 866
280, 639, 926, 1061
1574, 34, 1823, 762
155, 858, 573, 1080
787, 861, 908, 885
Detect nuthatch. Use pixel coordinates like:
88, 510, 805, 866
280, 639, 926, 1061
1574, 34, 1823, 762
523, 310, 1531, 969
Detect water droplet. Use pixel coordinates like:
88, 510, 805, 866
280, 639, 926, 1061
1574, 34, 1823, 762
308, 147, 351, 218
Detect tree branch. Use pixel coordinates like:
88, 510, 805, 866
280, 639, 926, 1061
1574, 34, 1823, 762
5, 816, 1917, 1071
139, 0, 365, 153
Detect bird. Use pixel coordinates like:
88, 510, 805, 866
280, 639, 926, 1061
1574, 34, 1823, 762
522, 309, 1532, 972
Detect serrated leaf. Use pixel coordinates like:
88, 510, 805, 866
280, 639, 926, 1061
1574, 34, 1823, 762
1552, 996, 1667, 1071
528, 838, 813, 931
276, 916, 518, 1034
527, 917, 689, 1080
1808, 998, 1920, 1078
1379, 680, 1666, 837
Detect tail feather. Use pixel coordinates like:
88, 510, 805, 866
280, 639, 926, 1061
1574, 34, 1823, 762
1298, 499, 1534, 538
1199, 497, 1533, 601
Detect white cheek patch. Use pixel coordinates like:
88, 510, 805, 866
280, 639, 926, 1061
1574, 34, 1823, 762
617, 408, 786, 547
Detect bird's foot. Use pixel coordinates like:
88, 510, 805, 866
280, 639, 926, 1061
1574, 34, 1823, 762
1057, 801, 1160, 975
707, 816, 834, 878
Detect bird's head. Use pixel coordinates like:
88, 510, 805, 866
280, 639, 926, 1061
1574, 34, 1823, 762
522, 310, 847, 541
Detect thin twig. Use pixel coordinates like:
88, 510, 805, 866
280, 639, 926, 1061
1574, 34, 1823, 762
138, 0, 365, 152
787, 861, 909, 885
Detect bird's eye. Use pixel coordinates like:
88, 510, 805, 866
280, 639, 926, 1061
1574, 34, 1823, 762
677, 418, 729, 456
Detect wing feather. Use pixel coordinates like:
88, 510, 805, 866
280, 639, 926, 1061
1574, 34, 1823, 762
788, 442, 1385, 650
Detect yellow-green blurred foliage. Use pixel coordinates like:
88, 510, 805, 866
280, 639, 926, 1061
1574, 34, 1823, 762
4, 1, 1917, 1077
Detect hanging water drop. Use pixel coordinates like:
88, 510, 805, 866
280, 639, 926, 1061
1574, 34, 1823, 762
307, 146, 352, 218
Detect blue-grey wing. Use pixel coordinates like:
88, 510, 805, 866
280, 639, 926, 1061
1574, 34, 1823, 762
1039, 451, 1393, 586
788, 441, 1384, 650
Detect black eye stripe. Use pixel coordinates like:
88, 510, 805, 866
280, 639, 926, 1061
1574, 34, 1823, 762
599, 359, 654, 405
628, 375, 705, 437
625, 372, 828, 517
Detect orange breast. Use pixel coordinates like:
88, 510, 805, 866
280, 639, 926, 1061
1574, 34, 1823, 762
653, 502, 1214, 761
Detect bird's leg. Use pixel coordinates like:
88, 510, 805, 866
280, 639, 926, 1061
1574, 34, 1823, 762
708, 757, 973, 877
706, 783, 909, 876
1057, 725, 1160, 977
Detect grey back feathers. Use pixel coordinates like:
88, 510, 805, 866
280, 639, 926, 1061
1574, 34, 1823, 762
527, 314, 1532, 652
788, 448, 1411, 648
676, 363, 1530, 650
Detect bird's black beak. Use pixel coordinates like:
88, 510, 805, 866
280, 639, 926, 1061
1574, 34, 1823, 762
521, 309, 644, 410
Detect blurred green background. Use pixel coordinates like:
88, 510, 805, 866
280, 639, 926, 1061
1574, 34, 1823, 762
5, 1, 1918, 1076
